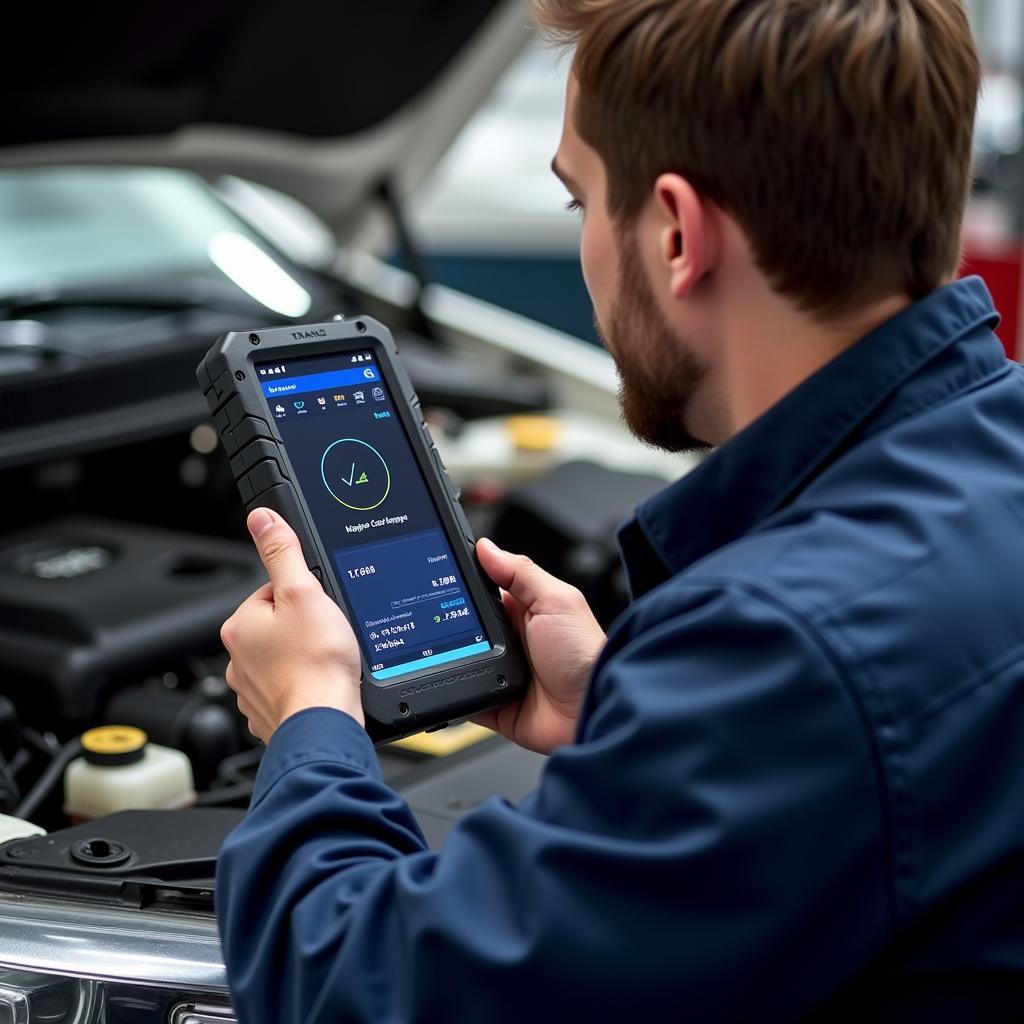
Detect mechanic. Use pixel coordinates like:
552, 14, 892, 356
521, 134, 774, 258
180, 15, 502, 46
216, 1, 1024, 1020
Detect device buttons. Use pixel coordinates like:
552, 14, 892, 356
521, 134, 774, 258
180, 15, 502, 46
213, 405, 233, 436
210, 370, 233, 403
228, 416, 274, 456
237, 473, 255, 504
246, 459, 286, 498
215, 394, 245, 432
428, 443, 462, 502
229, 438, 280, 480
421, 421, 462, 498
452, 502, 474, 547
427, 441, 473, 544
255, 483, 322, 580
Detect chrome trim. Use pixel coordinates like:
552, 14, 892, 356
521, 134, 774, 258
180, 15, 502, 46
170, 1001, 237, 1024
0, 893, 227, 991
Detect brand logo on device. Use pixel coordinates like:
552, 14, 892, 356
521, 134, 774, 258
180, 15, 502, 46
291, 329, 327, 340
398, 665, 488, 697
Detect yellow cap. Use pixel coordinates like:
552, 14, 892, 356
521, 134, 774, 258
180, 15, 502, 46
505, 415, 562, 453
81, 726, 148, 766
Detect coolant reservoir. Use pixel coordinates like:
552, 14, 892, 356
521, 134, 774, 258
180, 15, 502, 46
64, 725, 196, 821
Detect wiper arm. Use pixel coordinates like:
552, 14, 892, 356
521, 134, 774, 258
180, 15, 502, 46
0, 320, 75, 362
0, 276, 274, 319
0, 305, 275, 374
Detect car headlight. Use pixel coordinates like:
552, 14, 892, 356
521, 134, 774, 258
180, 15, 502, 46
0, 970, 90, 1024
0, 893, 234, 1023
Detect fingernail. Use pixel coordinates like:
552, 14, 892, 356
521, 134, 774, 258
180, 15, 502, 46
248, 508, 274, 539
478, 537, 502, 555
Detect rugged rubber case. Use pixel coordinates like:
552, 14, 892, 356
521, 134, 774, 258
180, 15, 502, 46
197, 317, 527, 744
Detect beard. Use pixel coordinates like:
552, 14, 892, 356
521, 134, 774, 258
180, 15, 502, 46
595, 231, 712, 454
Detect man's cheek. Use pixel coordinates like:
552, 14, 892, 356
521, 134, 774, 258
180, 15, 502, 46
579, 229, 601, 302
581, 240, 617, 334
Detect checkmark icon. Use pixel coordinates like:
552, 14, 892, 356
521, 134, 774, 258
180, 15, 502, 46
343, 463, 356, 487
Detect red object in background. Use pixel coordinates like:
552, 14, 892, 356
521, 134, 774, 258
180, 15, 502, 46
960, 245, 1023, 361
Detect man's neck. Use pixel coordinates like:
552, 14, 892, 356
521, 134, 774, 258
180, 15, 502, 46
713, 289, 913, 443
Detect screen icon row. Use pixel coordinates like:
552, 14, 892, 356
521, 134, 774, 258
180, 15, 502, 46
273, 392, 372, 417
272, 387, 386, 419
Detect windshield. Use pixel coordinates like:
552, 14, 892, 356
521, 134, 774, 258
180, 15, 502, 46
0, 166, 313, 318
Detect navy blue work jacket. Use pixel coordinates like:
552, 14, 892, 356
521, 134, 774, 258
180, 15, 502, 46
217, 278, 1024, 1022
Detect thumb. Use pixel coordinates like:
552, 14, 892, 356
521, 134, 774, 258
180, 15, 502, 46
477, 537, 562, 615
248, 508, 313, 596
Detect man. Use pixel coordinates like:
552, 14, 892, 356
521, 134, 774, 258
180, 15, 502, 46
217, 1, 1024, 1020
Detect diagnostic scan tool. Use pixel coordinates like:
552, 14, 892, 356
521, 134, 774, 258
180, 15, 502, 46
198, 318, 527, 743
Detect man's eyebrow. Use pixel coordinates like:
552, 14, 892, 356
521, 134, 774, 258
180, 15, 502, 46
551, 157, 583, 197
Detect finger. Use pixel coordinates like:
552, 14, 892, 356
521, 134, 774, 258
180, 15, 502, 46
220, 615, 236, 655
470, 710, 500, 734
236, 695, 262, 739
247, 508, 314, 598
477, 538, 562, 615
225, 660, 237, 691
501, 589, 528, 636
471, 700, 520, 738
234, 583, 276, 623
229, 583, 275, 631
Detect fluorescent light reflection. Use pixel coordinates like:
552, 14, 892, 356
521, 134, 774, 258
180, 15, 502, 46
208, 232, 312, 318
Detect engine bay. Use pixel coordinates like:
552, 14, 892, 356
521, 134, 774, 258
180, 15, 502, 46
0, 324, 666, 918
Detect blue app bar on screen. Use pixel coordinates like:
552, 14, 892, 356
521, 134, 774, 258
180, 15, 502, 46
261, 365, 380, 398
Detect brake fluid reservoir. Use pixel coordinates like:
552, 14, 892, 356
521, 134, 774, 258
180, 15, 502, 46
64, 726, 196, 821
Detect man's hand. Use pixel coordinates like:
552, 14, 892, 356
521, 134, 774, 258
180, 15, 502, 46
473, 539, 606, 755
221, 508, 364, 743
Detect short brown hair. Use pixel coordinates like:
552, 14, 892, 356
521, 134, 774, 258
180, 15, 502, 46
534, 0, 981, 317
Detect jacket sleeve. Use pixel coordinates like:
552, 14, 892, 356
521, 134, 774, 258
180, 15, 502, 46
216, 583, 892, 1024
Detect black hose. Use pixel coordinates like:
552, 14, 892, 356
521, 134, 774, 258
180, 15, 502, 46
215, 747, 264, 786
8, 749, 30, 777
0, 754, 19, 814
21, 727, 59, 757
196, 782, 254, 807
14, 738, 82, 823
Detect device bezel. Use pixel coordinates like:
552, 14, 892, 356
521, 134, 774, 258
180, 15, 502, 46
200, 317, 526, 742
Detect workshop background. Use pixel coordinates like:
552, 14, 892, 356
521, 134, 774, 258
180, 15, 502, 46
408, 0, 1024, 358
0, 0, 1019, 1019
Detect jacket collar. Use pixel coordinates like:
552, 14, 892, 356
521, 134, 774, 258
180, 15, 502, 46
619, 277, 1004, 597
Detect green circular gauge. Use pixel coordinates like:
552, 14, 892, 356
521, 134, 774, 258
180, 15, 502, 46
321, 438, 392, 511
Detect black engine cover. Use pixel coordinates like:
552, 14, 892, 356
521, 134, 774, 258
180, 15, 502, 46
0, 517, 264, 730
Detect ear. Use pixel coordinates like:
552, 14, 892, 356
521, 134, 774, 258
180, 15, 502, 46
654, 174, 717, 299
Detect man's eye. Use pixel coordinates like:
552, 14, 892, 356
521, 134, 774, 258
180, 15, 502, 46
564, 198, 583, 215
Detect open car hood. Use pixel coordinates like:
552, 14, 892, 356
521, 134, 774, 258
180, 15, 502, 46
0, 0, 530, 243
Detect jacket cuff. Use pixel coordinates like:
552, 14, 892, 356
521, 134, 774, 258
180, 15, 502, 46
252, 707, 382, 805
